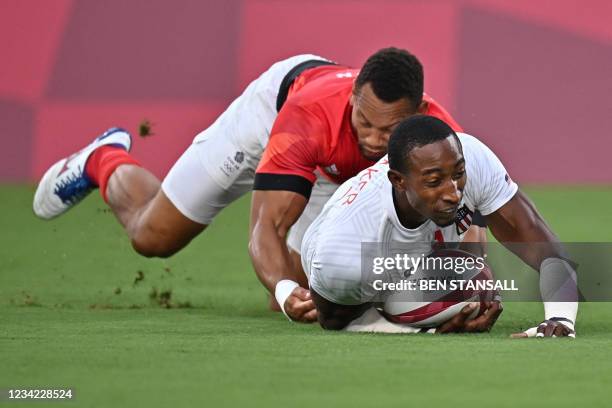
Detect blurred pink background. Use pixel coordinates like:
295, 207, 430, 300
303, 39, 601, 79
1, 0, 611, 183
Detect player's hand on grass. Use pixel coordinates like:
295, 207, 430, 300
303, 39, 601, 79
511, 319, 575, 339
284, 287, 318, 323
437, 301, 503, 334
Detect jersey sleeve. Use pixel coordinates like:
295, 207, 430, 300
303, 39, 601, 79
254, 104, 325, 198
461, 134, 518, 216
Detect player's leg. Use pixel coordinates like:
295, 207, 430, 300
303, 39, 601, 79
310, 289, 371, 330
88, 53, 305, 257
33, 127, 206, 257
152, 54, 333, 259
102, 163, 205, 257
303, 235, 397, 331
33, 126, 256, 259
88, 123, 267, 258
304, 238, 430, 333
299, 209, 376, 329
304, 239, 371, 330
34, 54, 331, 258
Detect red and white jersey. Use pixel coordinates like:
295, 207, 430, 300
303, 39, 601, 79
301, 133, 518, 305
254, 65, 462, 196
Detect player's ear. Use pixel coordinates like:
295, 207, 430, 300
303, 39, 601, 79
417, 99, 429, 114
349, 83, 358, 106
387, 169, 407, 191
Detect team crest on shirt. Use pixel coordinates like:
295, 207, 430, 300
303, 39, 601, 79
455, 205, 473, 235
234, 151, 244, 164
324, 163, 340, 176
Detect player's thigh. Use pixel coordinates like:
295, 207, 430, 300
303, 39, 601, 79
136, 139, 256, 256
163, 54, 333, 225
160, 56, 327, 225
162, 138, 257, 227
286, 174, 338, 253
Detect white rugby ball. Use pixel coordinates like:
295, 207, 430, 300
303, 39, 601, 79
382, 248, 493, 328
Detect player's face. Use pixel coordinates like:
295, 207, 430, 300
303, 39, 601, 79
350, 83, 415, 161
393, 136, 466, 227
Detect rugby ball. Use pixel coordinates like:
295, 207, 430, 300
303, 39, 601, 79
382, 248, 494, 328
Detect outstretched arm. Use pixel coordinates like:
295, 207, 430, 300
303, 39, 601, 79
486, 190, 578, 338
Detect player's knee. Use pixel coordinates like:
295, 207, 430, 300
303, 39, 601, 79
130, 229, 181, 258
131, 237, 178, 258
128, 212, 204, 258
311, 289, 354, 331
318, 316, 350, 331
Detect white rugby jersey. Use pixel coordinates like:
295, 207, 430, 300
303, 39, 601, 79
302, 133, 519, 305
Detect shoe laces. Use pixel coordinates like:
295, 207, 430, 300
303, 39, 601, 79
53, 167, 92, 205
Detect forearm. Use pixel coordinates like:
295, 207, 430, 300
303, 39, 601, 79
249, 190, 316, 321
248, 222, 301, 294
249, 190, 309, 293
501, 220, 577, 322
540, 257, 578, 325
488, 191, 578, 328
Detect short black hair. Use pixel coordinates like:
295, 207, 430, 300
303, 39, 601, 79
388, 115, 458, 174
355, 47, 424, 109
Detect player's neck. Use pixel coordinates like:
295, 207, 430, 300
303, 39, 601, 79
392, 188, 427, 229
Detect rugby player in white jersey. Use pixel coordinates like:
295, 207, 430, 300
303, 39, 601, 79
301, 115, 578, 336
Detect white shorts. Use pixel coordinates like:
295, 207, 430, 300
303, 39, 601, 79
161, 54, 337, 250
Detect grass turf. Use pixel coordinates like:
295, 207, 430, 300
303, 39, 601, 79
1, 185, 612, 407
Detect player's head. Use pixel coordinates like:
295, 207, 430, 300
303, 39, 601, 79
387, 115, 466, 227
351, 47, 425, 161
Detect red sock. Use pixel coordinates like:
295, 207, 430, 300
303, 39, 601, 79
85, 146, 141, 203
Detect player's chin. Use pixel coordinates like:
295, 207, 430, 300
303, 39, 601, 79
431, 212, 457, 227
360, 147, 386, 161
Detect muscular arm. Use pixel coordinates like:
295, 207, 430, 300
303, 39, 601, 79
249, 189, 317, 322
486, 190, 563, 268
248, 110, 323, 321
249, 190, 309, 291
487, 190, 577, 337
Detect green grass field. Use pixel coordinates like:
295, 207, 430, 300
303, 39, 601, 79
1, 185, 612, 407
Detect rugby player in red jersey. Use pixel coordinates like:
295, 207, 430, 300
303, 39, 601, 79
33, 48, 487, 323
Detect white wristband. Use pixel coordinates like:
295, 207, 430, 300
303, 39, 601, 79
275, 279, 299, 321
